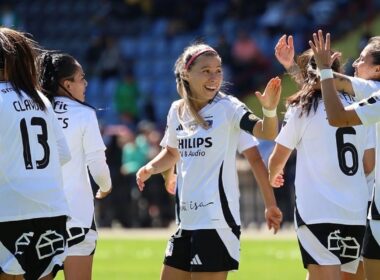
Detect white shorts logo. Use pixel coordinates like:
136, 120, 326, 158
327, 230, 360, 259
15, 232, 34, 255
36, 230, 65, 260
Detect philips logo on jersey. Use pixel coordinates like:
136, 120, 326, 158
53, 100, 68, 114
178, 137, 212, 149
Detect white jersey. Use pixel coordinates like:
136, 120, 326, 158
349, 77, 380, 220
276, 94, 370, 226
0, 83, 69, 222
160, 129, 258, 153
53, 97, 108, 228
165, 93, 252, 229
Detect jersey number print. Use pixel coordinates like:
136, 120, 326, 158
335, 127, 358, 176
20, 117, 50, 169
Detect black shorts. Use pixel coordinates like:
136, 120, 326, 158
297, 223, 365, 273
163, 227, 241, 272
362, 220, 380, 259
0, 216, 67, 280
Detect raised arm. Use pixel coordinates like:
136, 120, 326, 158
275, 34, 354, 95
309, 30, 362, 127
252, 77, 282, 140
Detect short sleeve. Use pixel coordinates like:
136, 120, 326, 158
160, 129, 168, 148
166, 102, 179, 149
237, 131, 259, 154
351, 91, 380, 125
349, 76, 380, 101
275, 106, 303, 150
83, 110, 106, 154
225, 96, 256, 130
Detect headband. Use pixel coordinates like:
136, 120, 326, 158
184, 47, 217, 70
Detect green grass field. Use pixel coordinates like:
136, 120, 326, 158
55, 235, 305, 280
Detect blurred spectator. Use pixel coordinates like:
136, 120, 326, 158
231, 29, 270, 96
95, 125, 132, 227
114, 70, 140, 127
85, 35, 105, 76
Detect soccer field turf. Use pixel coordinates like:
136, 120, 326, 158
55, 235, 305, 280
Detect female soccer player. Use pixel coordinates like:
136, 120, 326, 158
136, 43, 281, 280
268, 48, 374, 280
0, 27, 71, 280
309, 30, 380, 280
39, 52, 112, 280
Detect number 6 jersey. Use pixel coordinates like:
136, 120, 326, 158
276, 93, 374, 226
0, 83, 70, 222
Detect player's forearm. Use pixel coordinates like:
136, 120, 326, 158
332, 72, 354, 96
320, 78, 356, 127
253, 117, 278, 140
285, 61, 304, 86
251, 159, 278, 208
146, 147, 179, 175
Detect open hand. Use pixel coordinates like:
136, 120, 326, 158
255, 77, 282, 110
275, 35, 295, 69
309, 30, 341, 70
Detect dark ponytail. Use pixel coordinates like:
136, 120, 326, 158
39, 52, 58, 102
38, 51, 95, 109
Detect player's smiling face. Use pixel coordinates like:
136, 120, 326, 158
186, 54, 223, 106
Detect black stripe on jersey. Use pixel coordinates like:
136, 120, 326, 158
218, 162, 239, 238
295, 204, 306, 228
175, 183, 181, 224
239, 112, 260, 135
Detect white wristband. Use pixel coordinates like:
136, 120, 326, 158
319, 68, 334, 81
262, 107, 277, 118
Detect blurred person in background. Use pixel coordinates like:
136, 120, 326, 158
0, 27, 70, 280
269, 43, 374, 280
136, 43, 281, 280
39, 51, 112, 280
309, 30, 380, 280
113, 70, 140, 128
